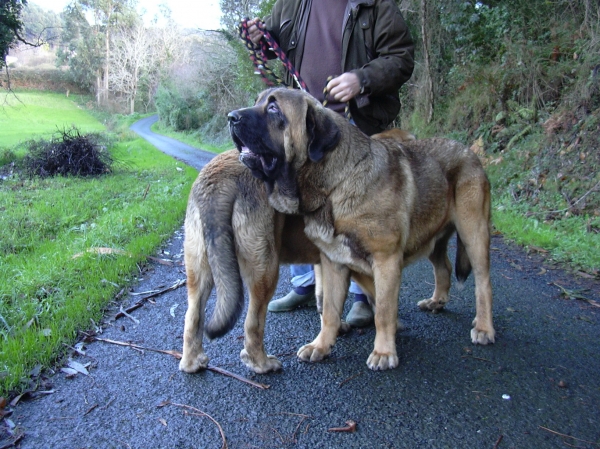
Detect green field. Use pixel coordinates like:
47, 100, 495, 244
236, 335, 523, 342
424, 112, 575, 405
0, 91, 198, 395
0, 91, 105, 148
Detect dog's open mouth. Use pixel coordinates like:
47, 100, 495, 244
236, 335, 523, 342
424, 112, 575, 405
233, 133, 278, 178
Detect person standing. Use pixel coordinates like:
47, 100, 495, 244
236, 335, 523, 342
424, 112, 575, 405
246, 0, 414, 327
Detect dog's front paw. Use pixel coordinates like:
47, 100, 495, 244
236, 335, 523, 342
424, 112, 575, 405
471, 322, 496, 345
417, 297, 447, 313
366, 351, 399, 371
179, 351, 209, 373
240, 349, 282, 373
297, 343, 331, 362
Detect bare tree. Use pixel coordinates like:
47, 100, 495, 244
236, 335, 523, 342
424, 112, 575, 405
109, 21, 149, 113
78, 0, 136, 104
109, 19, 191, 114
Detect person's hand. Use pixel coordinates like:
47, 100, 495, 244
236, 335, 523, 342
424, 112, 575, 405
327, 73, 362, 103
246, 18, 264, 46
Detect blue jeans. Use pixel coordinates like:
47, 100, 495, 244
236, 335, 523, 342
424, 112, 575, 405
290, 265, 364, 295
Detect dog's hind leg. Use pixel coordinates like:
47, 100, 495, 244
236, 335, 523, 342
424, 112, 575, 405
454, 177, 495, 345
240, 261, 283, 373
180, 219, 212, 373
418, 229, 454, 313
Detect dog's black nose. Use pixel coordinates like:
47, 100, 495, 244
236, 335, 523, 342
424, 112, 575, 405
227, 111, 241, 124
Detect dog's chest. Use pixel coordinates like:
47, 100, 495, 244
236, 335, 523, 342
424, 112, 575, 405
304, 217, 373, 275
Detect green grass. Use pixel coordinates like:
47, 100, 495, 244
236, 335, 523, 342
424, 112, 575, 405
492, 198, 600, 272
0, 141, 197, 395
0, 92, 198, 396
0, 91, 105, 149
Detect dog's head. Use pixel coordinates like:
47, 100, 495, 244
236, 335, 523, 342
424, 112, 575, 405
228, 88, 341, 211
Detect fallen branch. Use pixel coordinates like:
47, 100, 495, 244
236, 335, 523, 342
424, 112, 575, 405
158, 401, 227, 449
289, 414, 312, 442
461, 355, 493, 363
339, 372, 363, 387
551, 283, 599, 308
90, 337, 269, 390
539, 426, 600, 447
114, 279, 186, 320
328, 420, 357, 433
119, 306, 140, 324
493, 434, 503, 449
0, 433, 24, 449
84, 404, 98, 416
207, 365, 270, 390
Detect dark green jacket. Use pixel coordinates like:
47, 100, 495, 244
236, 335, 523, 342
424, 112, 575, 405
263, 0, 414, 135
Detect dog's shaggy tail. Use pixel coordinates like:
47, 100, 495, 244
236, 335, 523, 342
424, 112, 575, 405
455, 234, 472, 285
200, 183, 245, 340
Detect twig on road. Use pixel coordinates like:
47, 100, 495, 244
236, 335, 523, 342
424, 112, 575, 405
89, 336, 270, 390
207, 365, 270, 390
461, 355, 493, 363
328, 419, 357, 433
156, 402, 224, 438
539, 426, 600, 447
339, 372, 363, 387
118, 306, 140, 324
114, 279, 186, 320
493, 434, 503, 449
0, 433, 24, 449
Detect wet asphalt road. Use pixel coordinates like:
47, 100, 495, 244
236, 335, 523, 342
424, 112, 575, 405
10, 117, 600, 449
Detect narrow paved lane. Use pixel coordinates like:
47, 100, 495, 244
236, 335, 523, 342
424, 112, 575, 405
129, 115, 215, 170
11, 119, 600, 449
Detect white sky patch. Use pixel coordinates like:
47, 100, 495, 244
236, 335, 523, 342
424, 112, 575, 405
29, 0, 222, 30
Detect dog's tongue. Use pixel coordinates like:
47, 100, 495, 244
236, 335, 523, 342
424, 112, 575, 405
241, 146, 251, 154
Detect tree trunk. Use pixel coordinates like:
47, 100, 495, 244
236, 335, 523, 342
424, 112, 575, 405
96, 74, 101, 106
420, 0, 434, 123
104, 29, 110, 103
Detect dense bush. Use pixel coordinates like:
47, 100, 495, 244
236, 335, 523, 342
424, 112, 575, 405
154, 84, 201, 131
23, 127, 113, 177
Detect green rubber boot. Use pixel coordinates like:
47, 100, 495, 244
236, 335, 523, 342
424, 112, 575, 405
267, 290, 316, 312
345, 300, 374, 327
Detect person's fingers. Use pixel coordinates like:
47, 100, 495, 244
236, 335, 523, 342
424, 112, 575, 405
327, 73, 361, 103
247, 18, 264, 44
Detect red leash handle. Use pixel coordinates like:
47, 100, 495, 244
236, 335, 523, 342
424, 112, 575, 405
238, 18, 308, 91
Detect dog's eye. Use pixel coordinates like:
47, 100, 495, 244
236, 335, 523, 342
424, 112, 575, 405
267, 102, 279, 114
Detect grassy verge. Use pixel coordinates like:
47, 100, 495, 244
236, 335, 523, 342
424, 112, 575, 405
0, 140, 197, 395
492, 201, 600, 272
0, 91, 105, 149
483, 129, 600, 275
0, 92, 198, 396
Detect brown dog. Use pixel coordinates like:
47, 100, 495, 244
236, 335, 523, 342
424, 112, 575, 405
179, 150, 321, 374
180, 129, 415, 374
229, 87, 495, 371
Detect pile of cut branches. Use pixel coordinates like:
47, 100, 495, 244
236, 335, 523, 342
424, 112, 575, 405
23, 127, 113, 178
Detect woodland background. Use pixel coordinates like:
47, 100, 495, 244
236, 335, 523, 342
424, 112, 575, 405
2, 0, 600, 273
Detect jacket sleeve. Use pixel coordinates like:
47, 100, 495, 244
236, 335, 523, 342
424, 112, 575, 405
351, 0, 415, 97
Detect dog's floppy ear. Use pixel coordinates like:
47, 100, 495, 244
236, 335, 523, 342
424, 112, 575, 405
305, 102, 341, 162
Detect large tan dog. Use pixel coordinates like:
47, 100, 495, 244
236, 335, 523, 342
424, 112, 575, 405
178, 150, 321, 374
180, 131, 415, 374
228, 88, 495, 371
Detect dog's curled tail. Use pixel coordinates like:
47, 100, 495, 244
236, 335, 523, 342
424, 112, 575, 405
200, 184, 245, 340
455, 234, 472, 288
